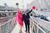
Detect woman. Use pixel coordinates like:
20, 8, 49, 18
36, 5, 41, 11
15, 9, 24, 33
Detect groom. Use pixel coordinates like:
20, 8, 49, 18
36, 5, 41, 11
23, 9, 33, 33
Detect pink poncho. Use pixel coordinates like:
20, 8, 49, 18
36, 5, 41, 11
15, 9, 24, 26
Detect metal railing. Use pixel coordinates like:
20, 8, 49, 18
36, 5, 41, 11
30, 16, 50, 33
0, 16, 16, 33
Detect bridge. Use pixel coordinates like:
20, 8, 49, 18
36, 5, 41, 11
0, 0, 50, 33
0, 10, 50, 33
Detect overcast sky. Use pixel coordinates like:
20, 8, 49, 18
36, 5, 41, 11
0, 0, 33, 9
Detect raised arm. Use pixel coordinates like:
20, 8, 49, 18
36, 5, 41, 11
27, 9, 33, 14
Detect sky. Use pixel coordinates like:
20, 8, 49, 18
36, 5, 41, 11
0, 0, 33, 9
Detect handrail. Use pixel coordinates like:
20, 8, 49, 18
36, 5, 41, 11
0, 15, 16, 23
0, 17, 16, 33
0, 15, 16, 19
30, 16, 50, 33
0, 19, 11, 26
30, 19, 46, 33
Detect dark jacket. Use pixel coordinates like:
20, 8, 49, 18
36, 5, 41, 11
23, 9, 32, 22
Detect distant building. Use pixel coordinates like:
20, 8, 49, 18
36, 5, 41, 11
0, 3, 17, 11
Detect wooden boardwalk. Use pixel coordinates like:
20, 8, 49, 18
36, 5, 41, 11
11, 24, 26, 33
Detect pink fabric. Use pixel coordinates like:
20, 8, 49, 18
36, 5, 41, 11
15, 9, 24, 26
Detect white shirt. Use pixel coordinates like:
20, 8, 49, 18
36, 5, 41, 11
25, 13, 27, 15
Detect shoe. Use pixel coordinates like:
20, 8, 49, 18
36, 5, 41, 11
19, 31, 22, 33
26, 31, 28, 33
28, 32, 30, 33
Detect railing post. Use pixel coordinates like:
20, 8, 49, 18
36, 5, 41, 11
11, 19, 13, 27
5, 23, 8, 33
13, 18, 15, 26
0, 26, 2, 33
8, 22, 10, 32
48, 31, 50, 33
34, 24, 37, 33
32, 23, 34, 33
30, 19, 32, 33
0, 23, 2, 33
37, 24, 39, 33
12, 18, 14, 27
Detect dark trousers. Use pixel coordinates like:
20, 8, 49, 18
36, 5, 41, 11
25, 20, 30, 32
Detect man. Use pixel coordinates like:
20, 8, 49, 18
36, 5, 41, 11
23, 9, 33, 33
